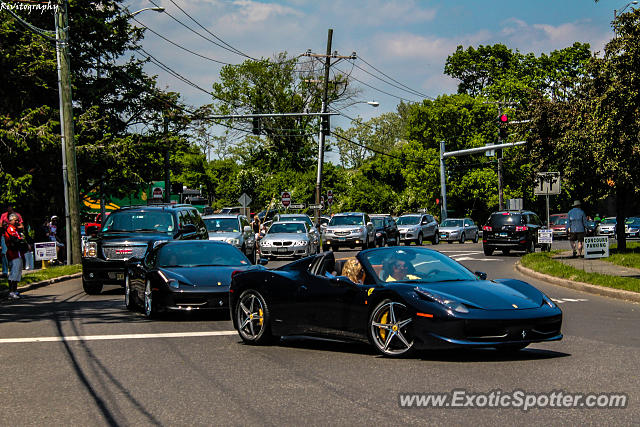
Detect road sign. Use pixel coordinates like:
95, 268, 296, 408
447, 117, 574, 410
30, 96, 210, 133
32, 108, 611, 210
534, 172, 561, 195
281, 191, 291, 207
507, 198, 523, 210
538, 229, 553, 244
238, 193, 252, 207
289, 203, 305, 209
486, 142, 495, 157
327, 190, 334, 205
152, 186, 164, 199
584, 236, 610, 259
34, 241, 57, 261
308, 204, 323, 209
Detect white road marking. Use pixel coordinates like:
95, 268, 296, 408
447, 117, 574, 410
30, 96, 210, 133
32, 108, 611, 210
452, 256, 503, 262
0, 330, 237, 344
551, 298, 588, 304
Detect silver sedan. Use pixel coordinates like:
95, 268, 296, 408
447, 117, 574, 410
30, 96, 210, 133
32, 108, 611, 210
259, 221, 318, 259
439, 218, 479, 243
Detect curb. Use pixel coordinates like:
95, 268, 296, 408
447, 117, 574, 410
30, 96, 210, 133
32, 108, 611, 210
0, 273, 82, 300
515, 262, 640, 304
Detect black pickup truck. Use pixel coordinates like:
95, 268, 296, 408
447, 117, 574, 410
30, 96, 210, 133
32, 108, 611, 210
81, 204, 208, 294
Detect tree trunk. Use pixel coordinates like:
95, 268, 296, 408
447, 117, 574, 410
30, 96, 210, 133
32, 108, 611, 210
615, 186, 627, 251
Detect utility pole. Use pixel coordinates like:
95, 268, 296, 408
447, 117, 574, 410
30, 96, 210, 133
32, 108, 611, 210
163, 114, 171, 203
439, 140, 448, 221
497, 106, 504, 211
56, 0, 81, 264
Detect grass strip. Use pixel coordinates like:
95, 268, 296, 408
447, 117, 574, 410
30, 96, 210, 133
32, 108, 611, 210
1, 264, 82, 290
521, 251, 640, 293
606, 241, 640, 269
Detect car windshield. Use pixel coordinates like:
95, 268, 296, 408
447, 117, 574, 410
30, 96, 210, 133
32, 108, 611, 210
329, 215, 364, 226
625, 217, 640, 225
488, 213, 524, 226
550, 216, 567, 225
278, 215, 313, 227
157, 242, 249, 267
441, 219, 463, 227
371, 218, 384, 227
362, 247, 477, 284
102, 211, 175, 233
268, 223, 307, 234
204, 218, 240, 233
396, 216, 420, 225
602, 218, 616, 224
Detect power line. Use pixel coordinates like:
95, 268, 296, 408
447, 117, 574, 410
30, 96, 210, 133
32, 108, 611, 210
349, 59, 432, 100
334, 65, 419, 103
357, 55, 434, 100
331, 131, 428, 166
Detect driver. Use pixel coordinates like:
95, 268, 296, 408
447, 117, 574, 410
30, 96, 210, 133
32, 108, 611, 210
384, 256, 420, 282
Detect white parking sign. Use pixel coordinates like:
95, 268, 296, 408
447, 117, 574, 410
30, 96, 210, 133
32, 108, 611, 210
34, 241, 57, 261
584, 236, 609, 259
538, 229, 553, 244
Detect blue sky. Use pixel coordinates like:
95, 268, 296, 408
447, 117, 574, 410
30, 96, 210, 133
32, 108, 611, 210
124, 0, 623, 141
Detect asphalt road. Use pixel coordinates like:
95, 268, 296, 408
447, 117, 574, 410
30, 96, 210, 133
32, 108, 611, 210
1, 241, 638, 425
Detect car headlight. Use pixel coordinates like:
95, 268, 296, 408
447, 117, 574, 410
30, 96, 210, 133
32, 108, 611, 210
225, 237, 240, 245
260, 240, 272, 247
159, 271, 180, 289
414, 288, 469, 313
84, 241, 97, 258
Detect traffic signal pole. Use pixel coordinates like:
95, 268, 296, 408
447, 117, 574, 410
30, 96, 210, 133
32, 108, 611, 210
497, 107, 504, 211
314, 29, 332, 226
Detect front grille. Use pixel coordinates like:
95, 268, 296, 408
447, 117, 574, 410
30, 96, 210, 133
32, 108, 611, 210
272, 241, 293, 246
464, 316, 561, 341
102, 245, 147, 260
334, 231, 350, 237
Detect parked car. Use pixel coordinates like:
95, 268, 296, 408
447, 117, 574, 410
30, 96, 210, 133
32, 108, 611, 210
439, 218, 479, 243
125, 240, 266, 318
259, 221, 319, 259
202, 214, 256, 262
82, 204, 209, 295
322, 212, 376, 251
596, 217, 617, 236
230, 247, 562, 357
370, 214, 400, 246
549, 217, 568, 239
482, 210, 543, 255
396, 213, 439, 245
625, 217, 640, 238
548, 213, 567, 227
272, 213, 320, 249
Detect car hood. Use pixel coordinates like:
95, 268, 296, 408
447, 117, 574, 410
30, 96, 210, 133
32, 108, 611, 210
208, 232, 242, 240
325, 226, 364, 232
160, 265, 252, 288
411, 279, 543, 310
100, 232, 173, 244
439, 226, 462, 233
263, 233, 309, 242
397, 224, 420, 230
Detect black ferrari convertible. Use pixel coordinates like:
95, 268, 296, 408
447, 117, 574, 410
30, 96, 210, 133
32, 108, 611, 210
230, 247, 562, 357
125, 240, 267, 318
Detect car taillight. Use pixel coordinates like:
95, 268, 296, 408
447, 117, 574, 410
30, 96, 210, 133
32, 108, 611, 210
482, 226, 492, 231
515, 226, 528, 231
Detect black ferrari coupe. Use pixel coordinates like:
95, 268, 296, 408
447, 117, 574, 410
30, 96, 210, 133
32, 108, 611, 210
125, 240, 267, 318
230, 247, 562, 357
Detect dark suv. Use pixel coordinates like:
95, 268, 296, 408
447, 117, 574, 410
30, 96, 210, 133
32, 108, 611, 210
370, 214, 400, 246
482, 210, 543, 256
82, 204, 208, 294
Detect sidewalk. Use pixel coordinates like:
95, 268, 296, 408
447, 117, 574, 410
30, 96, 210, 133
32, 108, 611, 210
552, 250, 640, 279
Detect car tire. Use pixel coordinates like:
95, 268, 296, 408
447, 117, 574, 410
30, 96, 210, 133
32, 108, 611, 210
144, 280, 157, 319
459, 233, 465, 244
236, 289, 277, 345
82, 279, 103, 295
416, 233, 423, 246
368, 299, 414, 357
431, 231, 439, 245
483, 246, 494, 256
527, 240, 535, 253
447, 240, 453, 244
472, 232, 479, 244
124, 274, 136, 310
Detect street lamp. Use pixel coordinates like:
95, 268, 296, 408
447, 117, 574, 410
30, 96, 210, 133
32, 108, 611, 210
129, 7, 165, 17
614, 1, 637, 18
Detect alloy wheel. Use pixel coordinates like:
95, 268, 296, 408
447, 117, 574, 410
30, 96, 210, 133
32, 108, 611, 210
237, 291, 268, 343
144, 280, 154, 318
369, 301, 414, 356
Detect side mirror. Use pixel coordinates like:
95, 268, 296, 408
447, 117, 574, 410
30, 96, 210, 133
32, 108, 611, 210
257, 258, 269, 266
243, 225, 252, 233
86, 225, 100, 235
475, 271, 488, 280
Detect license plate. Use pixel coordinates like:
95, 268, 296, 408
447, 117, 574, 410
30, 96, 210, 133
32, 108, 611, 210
440, 233, 446, 238
338, 237, 346, 241
499, 233, 508, 237
277, 247, 288, 253
108, 272, 125, 280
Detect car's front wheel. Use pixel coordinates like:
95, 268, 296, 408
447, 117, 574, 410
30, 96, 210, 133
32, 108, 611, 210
144, 280, 157, 319
82, 279, 103, 295
236, 289, 277, 345
431, 231, 439, 245
416, 233, 423, 246
459, 233, 465, 244
124, 275, 136, 310
472, 231, 479, 244
483, 246, 494, 256
368, 300, 414, 357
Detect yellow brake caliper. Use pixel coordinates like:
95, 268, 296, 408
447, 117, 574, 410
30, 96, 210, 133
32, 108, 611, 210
258, 308, 264, 325
379, 311, 389, 340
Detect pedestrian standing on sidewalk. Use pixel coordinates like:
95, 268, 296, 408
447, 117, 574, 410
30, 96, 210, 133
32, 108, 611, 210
567, 200, 588, 258
4, 213, 26, 299
1, 205, 24, 278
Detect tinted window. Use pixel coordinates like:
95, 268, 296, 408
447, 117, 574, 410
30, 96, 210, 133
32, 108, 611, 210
329, 215, 364, 226
268, 223, 307, 234
103, 211, 175, 233
550, 216, 567, 225
488, 213, 524, 226
371, 218, 384, 227
602, 218, 616, 224
396, 216, 420, 225
204, 218, 240, 232
441, 219, 463, 227
279, 215, 313, 227
157, 242, 249, 267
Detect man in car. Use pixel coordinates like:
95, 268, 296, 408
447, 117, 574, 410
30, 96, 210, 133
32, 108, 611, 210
384, 256, 421, 282
567, 200, 587, 258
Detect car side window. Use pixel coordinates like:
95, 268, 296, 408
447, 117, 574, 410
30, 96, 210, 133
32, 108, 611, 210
365, 215, 370, 224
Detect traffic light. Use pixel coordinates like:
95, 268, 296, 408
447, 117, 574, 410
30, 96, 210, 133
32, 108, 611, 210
252, 115, 261, 135
436, 198, 440, 206
498, 114, 508, 140
321, 116, 330, 135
